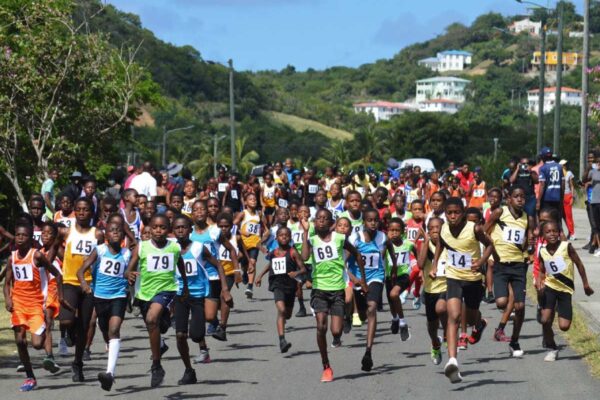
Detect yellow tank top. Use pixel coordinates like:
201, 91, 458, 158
219, 226, 239, 276
441, 221, 482, 281
63, 226, 97, 285
423, 240, 447, 294
540, 241, 575, 294
261, 184, 276, 208
491, 206, 528, 263
241, 210, 261, 249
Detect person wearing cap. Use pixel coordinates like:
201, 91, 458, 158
560, 160, 576, 240
62, 171, 83, 203
536, 147, 564, 220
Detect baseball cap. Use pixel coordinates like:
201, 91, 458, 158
70, 171, 82, 178
540, 146, 552, 157
559, 159, 568, 166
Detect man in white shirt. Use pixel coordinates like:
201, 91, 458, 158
130, 161, 157, 198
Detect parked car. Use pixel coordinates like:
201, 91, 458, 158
397, 158, 436, 173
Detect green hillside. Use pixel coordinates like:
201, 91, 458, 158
266, 111, 353, 141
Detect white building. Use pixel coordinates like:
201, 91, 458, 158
419, 99, 462, 114
508, 17, 542, 36
526, 87, 582, 114
418, 50, 472, 72
415, 76, 470, 104
353, 101, 417, 122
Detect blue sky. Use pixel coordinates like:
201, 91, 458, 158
108, 0, 559, 71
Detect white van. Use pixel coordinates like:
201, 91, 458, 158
398, 158, 436, 172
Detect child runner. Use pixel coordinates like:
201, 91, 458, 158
339, 190, 363, 236
4, 221, 67, 391
536, 220, 594, 361
77, 221, 134, 391
402, 199, 426, 309
182, 179, 198, 218
301, 209, 367, 382
432, 197, 493, 383
126, 214, 188, 388
261, 173, 277, 226
235, 193, 266, 299
120, 188, 142, 241
326, 183, 345, 221
290, 203, 313, 317
256, 226, 306, 353
54, 194, 76, 228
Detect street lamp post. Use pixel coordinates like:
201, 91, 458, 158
213, 134, 227, 178
553, 1, 564, 154
162, 125, 194, 167
228, 59, 236, 172
580, 0, 591, 180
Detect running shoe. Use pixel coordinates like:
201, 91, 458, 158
212, 325, 227, 342
71, 362, 84, 382
194, 349, 211, 364
431, 347, 442, 365
493, 328, 511, 342
83, 348, 92, 361
468, 319, 488, 345
594, 249, 600, 258
320, 366, 333, 382
400, 291, 408, 304
331, 336, 342, 348
151, 364, 166, 388
19, 378, 36, 392
352, 313, 362, 327
399, 324, 410, 341
279, 338, 292, 353
412, 297, 421, 310
509, 341, 524, 358
58, 338, 69, 356
245, 287, 253, 299
444, 358, 462, 383
178, 368, 197, 385
361, 351, 373, 372
390, 319, 399, 334
583, 242, 591, 250
42, 356, 61, 373
16, 364, 25, 373
98, 372, 115, 391
544, 349, 559, 362
295, 307, 307, 318
343, 317, 352, 334
458, 333, 469, 350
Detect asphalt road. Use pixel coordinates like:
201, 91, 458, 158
0, 280, 599, 400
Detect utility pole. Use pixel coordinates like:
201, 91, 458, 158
538, 14, 546, 153
553, 1, 564, 154
228, 59, 237, 172
493, 138, 499, 161
162, 125, 167, 167
580, 0, 590, 180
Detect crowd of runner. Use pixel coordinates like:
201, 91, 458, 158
0, 147, 597, 391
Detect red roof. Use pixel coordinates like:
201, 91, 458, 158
528, 86, 581, 94
421, 99, 460, 104
353, 101, 413, 109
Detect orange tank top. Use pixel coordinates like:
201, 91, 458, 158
11, 248, 47, 305
468, 181, 486, 209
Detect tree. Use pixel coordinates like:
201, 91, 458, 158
220, 135, 259, 177
0, 0, 158, 205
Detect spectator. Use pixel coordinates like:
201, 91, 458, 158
587, 152, 600, 255
124, 165, 138, 190
560, 159, 576, 240
536, 147, 564, 218
583, 151, 597, 251
509, 157, 538, 219
284, 158, 299, 184
456, 163, 474, 199
41, 168, 59, 216
130, 161, 157, 198
62, 171, 83, 202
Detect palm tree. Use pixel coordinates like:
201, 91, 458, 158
320, 140, 351, 168
187, 141, 215, 182
221, 135, 259, 177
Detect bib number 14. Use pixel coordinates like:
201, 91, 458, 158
447, 250, 472, 270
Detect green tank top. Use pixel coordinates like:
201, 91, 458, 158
385, 241, 414, 277
309, 232, 346, 291
339, 211, 363, 236
136, 240, 181, 301
289, 221, 315, 264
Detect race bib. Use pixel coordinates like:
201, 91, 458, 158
406, 228, 419, 241
33, 231, 42, 244
278, 199, 288, 208
292, 230, 304, 244
544, 256, 567, 275
361, 253, 380, 269
147, 253, 174, 273
72, 239, 94, 256
246, 222, 260, 235
473, 189, 485, 197
58, 218, 73, 228
180, 259, 198, 277
219, 245, 231, 261
447, 250, 472, 270
313, 242, 339, 263
272, 257, 287, 275
231, 190, 239, 200
503, 227, 525, 245
218, 183, 228, 192
353, 224, 363, 235
99, 258, 125, 277
308, 184, 318, 194
396, 251, 410, 265
436, 260, 447, 277
182, 201, 192, 214
13, 264, 33, 282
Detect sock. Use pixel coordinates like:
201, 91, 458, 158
392, 316, 399, 321
498, 322, 506, 330
200, 345, 207, 351
107, 339, 120, 375
323, 362, 330, 369
152, 359, 161, 368
279, 335, 285, 341
365, 347, 371, 354
399, 318, 406, 327
247, 283, 253, 290
25, 368, 35, 379
298, 299, 305, 308
353, 312, 359, 318
448, 357, 457, 364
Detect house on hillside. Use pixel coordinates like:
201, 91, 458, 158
531, 51, 581, 71
419, 99, 462, 114
418, 50, 472, 72
415, 77, 470, 103
353, 101, 417, 122
508, 17, 541, 36
526, 86, 582, 114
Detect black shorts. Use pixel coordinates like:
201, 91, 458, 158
355, 282, 384, 312
424, 292, 447, 322
93, 297, 127, 333
385, 274, 410, 296
208, 280, 221, 301
540, 286, 573, 320
59, 284, 94, 326
174, 296, 206, 342
446, 278, 484, 310
273, 288, 295, 309
264, 207, 276, 216
310, 289, 345, 316
493, 262, 528, 303
246, 248, 259, 261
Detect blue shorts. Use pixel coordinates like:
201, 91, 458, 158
141, 291, 176, 311
524, 196, 536, 217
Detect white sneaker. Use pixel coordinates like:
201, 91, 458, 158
544, 349, 559, 362
58, 338, 69, 357
593, 250, 600, 258
193, 349, 211, 364
444, 358, 462, 383
509, 342, 524, 358
400, 291, 408, 305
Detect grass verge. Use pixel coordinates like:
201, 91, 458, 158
266, 111, 354, 141
526, 273, 600, 378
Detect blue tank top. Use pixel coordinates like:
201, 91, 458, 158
177, 242, 211, 298
190, 225, 220, 280
349, 230, 386, 284
92, 244, 131, 299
